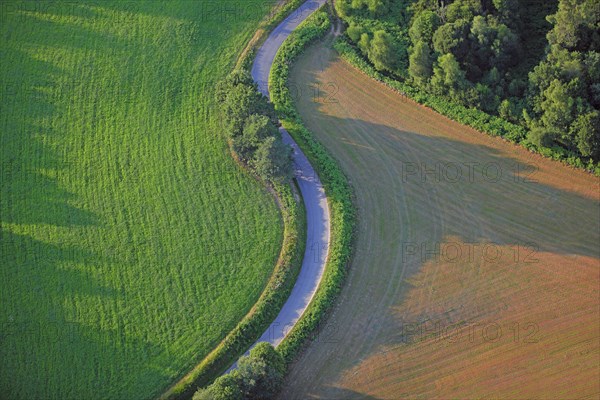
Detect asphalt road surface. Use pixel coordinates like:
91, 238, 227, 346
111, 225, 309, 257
231, 0, 330, 368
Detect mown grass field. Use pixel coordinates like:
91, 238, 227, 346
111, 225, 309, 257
0, 1, 283, 398
281, 38, 600, 399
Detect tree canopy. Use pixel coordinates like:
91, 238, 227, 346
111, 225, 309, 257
339, 0, 600, 161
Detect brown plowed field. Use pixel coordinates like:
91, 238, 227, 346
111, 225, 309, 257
280, 39, 600, 399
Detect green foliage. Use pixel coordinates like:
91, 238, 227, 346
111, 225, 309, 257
432, 20, 470, 59
431, 53, 469, 98
237, 343, 285, 398
369, 30, 399, 72
338, 0, 600, 164
193, 343, 284, 400
347, 22, 366, 42
409, 10, 440, 44
358, 32, 372, 54
335, 0, 390, 17
270, 9, 331, 118
251, 136, 294, 182
193, 374, 243, 400
498, 98, 524, 123
216, 71, 292, 183
469, 15, 520, 72
571, 111, 600, 158
409, 41, 434, 84
546, 0, 600, 51
525, 0, 600, 159
446, 0, 483, 23
234, 114, 278, 159
492, 0, 521, 27
527, 125, 556, 149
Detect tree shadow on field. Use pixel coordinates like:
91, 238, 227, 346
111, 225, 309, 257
281, 44, 600, 398
0, 6, 173, 398
2, 1, 280, 398
1, 233, 169, 399
319, 117, 600, 260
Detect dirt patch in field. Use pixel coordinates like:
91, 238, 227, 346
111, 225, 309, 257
279, 39, 600, 399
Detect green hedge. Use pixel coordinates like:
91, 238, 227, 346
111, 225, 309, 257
268, 7, 357, 363
333, 37, 600, 176
160, 2, 311, 399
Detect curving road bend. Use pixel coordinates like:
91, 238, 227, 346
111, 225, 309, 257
251, 0, 330, 348
226, 0, 330, 372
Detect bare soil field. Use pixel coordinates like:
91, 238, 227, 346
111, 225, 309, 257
280, 39, 600, 399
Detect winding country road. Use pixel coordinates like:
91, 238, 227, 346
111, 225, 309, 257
232, 0, 330, 365
251, 0, 330, 348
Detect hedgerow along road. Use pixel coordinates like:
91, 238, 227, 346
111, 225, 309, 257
235, 0, 330, 359
117, 1, 331, 394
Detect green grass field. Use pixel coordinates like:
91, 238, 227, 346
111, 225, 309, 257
0, 1, 282, 398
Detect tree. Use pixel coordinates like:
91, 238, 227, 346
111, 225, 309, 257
470, 15, 519, 72
369, 30, 398, 72
335, 0, 352, 18
347, 22, 365, 43
358, 32, 371, 55
498, 98, 523, 123
492, 0, 520, 28
233, 114, 278, 161
217, 72, 276, 138
446, 0, 482, 23
252, 136, 293, 182
249, 342, 285, 375
193, 373, 243, 400
547, 0, 584, 50
193, 343, 285, 400
432, 20, 470, 60
539, 79, 577, 136
409, 41, 434, 85
237, 343, 285, 399
409, 10, 441, 45
431, 53, 469, 97
571, 111, 600, 157
527, 125, 557, 149
354, 0, 389, 16
215, 69, 254, 104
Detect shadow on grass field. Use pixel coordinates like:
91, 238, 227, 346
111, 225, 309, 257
279, 37, 599, 399
1, 1, 285, 398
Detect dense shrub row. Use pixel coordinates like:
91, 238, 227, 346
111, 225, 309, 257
216, 70, 292, 183
268, 8, 357, 363
193, 343, 285, 400
162, 2, 310, 399
270, 10, 332, 118
334, 37, 600, 175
